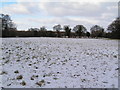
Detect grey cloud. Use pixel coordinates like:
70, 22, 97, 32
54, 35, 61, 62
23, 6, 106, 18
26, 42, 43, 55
1, 1, 118, 31
40, 2, 118, 17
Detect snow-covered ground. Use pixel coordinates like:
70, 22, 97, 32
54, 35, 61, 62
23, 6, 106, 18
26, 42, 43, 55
0, 38, 118, 88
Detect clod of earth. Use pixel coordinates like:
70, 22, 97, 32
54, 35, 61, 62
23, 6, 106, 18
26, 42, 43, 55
14, 70, 19, 73
53, 78, 58, 80
36, 80, 45, 87
20, 81, 26, 86
16, 75, 23, 80
0, 71, 7, 75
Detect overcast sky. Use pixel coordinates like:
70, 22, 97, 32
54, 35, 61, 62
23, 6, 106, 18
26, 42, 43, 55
1, 0, 119, 31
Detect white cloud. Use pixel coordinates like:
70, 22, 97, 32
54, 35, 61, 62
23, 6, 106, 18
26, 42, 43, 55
1, 1, 118, 31
2, 2, 41, 15
38, 2, 102, 17
101, 13, 115, 19
2, 0, 119, 2
67, 17, 99, 25
2, 4, 30, 14
38, 2, 118, 18
2, 2, 118, 17
14, 16, 101, 31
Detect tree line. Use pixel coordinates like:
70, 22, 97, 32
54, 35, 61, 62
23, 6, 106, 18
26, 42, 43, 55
0, 14, 120, 39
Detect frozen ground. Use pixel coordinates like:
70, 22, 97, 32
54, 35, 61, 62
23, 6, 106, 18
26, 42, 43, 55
0, 38, 118, 88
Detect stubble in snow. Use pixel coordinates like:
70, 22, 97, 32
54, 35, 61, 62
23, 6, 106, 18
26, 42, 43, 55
0, 38, 118, 88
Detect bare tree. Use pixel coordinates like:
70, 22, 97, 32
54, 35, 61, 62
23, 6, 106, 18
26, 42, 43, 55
1, 14, 16, 31
0, 14, 17, 37
90, 25, 104, 38
107, 17, 120, 39
53, 24, 62, 37
64, 25, 71, 38
73, 25, 87, 38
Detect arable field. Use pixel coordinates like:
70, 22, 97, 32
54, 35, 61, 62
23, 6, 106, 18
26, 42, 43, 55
0, 38, 118, 88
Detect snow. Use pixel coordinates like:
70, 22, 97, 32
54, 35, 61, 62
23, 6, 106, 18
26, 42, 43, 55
1, 37, 118, 88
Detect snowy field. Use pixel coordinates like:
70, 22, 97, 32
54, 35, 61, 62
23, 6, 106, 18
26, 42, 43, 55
0, 38, 118, 88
